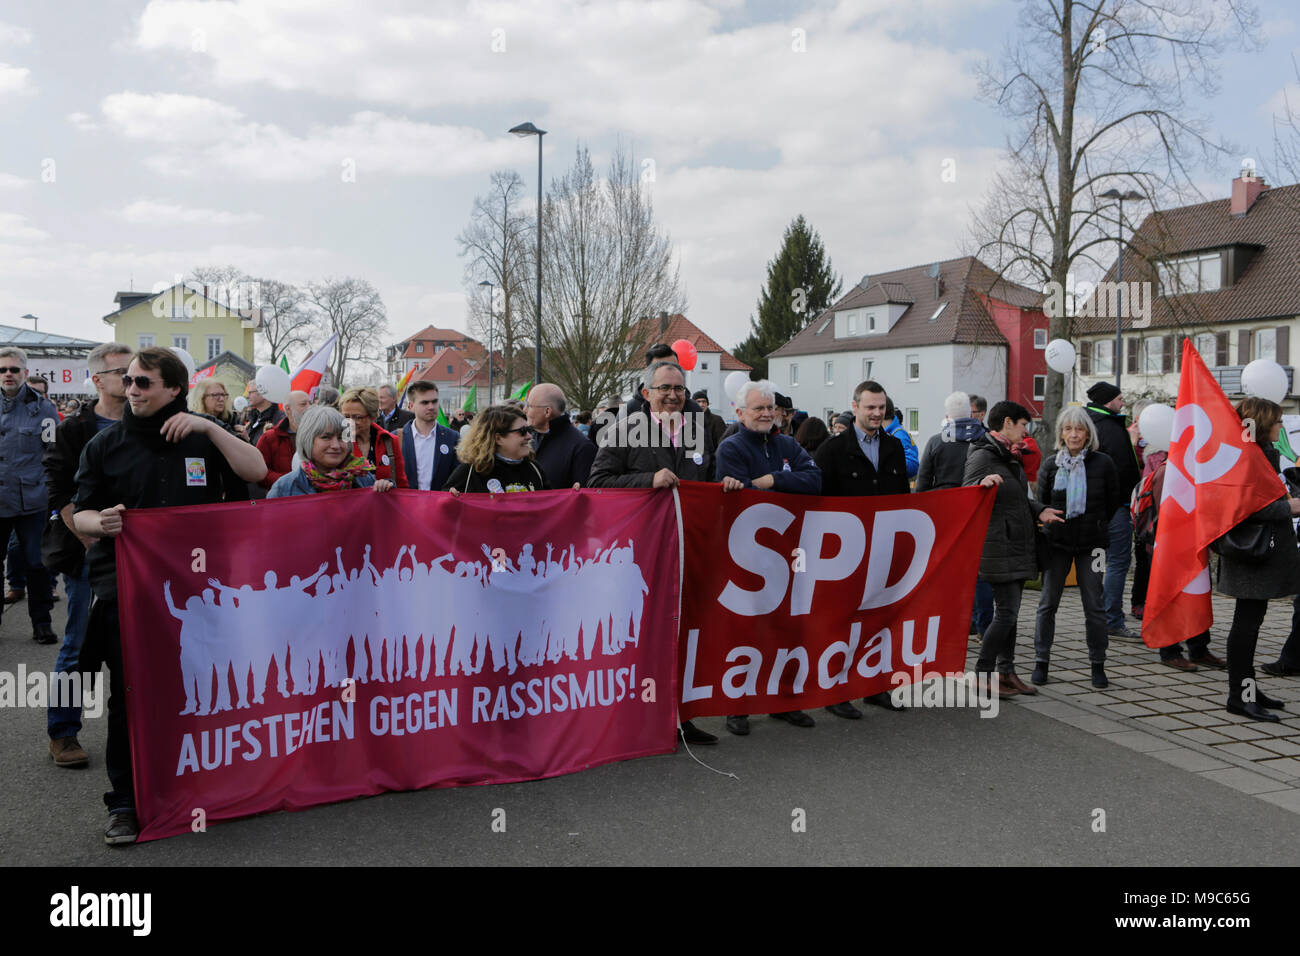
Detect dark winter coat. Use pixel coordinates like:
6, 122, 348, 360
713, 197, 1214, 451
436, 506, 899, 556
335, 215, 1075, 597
915, 418, 984, 492
1216, 445, 1300, 600
1085, 404, 1140, 501
813, 426, 909, 496
962, 432, 1052, 583
716, 426, 821, 494
1036, 449, 1119, 554
532, 412, 597, 488
588, 411, 716, 488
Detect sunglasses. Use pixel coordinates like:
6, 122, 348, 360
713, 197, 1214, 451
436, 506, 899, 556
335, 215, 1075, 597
505, 425, 534, 437
122, 375, 160, 390
0, 366, 23, 374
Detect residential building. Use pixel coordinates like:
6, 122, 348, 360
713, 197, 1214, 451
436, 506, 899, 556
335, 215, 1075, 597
387, 325, 480, 378
766, 257, 1047, 437
101, 283, 258, 364
1073, 169, 1300, 411
407, 347, 503, 408
623, 313, 752, 410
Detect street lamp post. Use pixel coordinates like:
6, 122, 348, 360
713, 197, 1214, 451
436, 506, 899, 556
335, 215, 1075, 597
20, 313, 38, 332
1100, 189, 1144, 390
478, 280, 494, 404
509, 122, 546, 389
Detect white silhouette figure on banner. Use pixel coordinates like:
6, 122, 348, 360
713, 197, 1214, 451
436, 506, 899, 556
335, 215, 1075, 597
164, 540, 649, 715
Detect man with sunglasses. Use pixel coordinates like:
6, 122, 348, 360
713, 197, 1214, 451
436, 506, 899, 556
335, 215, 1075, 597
72, 347, 266, 845
0, 347, 60, 646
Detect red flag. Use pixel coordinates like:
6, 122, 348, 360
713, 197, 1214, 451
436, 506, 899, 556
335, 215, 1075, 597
188, 365, 215, 388
289, 334, 337, 395
1143, 341, 1286, 647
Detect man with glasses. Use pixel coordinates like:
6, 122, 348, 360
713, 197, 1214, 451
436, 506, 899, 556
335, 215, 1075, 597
400, 381, 460, 491
73, 347, 266, 845
527, 383, 595, 488
41, 343, 132, 769
0, 347, 59, 645
237, 380, 285, 447
715, 379, 822, 736
6, 376, 60, 606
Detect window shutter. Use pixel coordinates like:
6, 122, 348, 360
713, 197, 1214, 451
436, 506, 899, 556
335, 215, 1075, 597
1127, 337, 1139, 374
1161, 335, 1173, 373
1215, 332, 1228, 366
1177, 335, 1190, 370
1238, 329, 1251, 363
1080, 340, 1091, 375
1277, 326, 1290, 366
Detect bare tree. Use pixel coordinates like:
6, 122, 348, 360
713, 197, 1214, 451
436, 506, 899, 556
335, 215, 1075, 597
457, 170, 533, 396
252, 278, 319, 366
189, 264, 253, 310
970, 0, 1258, 434
533, 144, 685, 411
305, 278, 388, 387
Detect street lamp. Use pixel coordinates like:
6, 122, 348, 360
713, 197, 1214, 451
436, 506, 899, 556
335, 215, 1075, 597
1099, 188, 1145, 390
478, 280, 494, 404
510, 121, 546, 388
20, 313, 38, 332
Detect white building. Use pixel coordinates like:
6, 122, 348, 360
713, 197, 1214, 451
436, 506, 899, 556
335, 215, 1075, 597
624, 313, 752, 415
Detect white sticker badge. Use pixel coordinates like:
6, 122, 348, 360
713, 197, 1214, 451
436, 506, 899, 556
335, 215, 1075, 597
692, 452, 704, 466
184, 457, 207, 487
486, 478, 504, 494
440, 444, 449, 455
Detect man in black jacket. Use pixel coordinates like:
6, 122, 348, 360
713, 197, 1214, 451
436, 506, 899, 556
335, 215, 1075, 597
42, 342, 132, 770
916, 391, 985, 492
528, 383, 596, 487
692, 390, 728, 449
377, 383, 414, 432
812, 379, 909, 718
73, 347, 267, 846
1085, 381, 1142, 639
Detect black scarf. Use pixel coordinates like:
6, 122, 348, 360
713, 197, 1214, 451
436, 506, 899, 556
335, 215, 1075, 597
122, 395, 189, 444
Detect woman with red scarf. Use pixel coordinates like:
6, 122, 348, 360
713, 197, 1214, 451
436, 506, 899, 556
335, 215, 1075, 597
267, 406, 395, 497
340, 386, 408, 488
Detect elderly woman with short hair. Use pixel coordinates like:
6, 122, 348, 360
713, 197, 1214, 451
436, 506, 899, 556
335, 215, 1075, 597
1031, 406, 1119, 688
267, 405, 394, 497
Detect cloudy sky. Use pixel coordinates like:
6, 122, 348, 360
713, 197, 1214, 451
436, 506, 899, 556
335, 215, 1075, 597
1, 0, 1296, 372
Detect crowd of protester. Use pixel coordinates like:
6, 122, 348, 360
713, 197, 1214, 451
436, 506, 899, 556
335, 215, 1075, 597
3, 336, 1297, 848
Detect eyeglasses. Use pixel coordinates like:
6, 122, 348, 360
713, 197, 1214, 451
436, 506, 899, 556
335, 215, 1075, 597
505, 425, 534, 437
0, 367, 23, 374
95, 367, 129, 378
649, 385, 686, 394
209, 392, 228, 399
123, 375, 159, 390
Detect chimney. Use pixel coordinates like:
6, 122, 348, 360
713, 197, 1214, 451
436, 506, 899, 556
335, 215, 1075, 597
1230, 165, 1268, 216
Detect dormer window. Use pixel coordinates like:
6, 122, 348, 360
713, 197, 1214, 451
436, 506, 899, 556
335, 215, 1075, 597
417, 343, 424, 353
1157, 253, 1222, 294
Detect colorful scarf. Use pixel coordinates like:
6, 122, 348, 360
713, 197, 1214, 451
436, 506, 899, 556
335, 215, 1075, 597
989, 429, 1023, 465
302, 455, 374, 493
1053, 448, 1088, 519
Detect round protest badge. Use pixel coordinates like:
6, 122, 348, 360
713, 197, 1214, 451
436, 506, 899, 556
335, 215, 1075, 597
692, 452, 703, 465
487, 478, 504, 494
381, 454, 390, 466
440, 444, 449, 455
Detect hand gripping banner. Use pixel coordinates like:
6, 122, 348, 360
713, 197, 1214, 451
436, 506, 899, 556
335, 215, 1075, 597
676, 482, 995, 718
115, 488, 680, 841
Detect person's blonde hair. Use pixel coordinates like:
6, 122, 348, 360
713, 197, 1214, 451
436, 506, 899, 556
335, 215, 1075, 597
456, 405, 531, 475
339, 386, 379, 420
189, 376, 236, 424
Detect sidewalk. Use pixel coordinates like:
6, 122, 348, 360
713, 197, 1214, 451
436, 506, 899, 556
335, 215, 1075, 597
974, 574, 1300, 813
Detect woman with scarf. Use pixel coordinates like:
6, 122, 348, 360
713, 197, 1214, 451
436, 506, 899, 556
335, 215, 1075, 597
963, 401, 1064, 698
1030, 406, 1119, 688
267, 405, 395, 497
443, 405, 549, 494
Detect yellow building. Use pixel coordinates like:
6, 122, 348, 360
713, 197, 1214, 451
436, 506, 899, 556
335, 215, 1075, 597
102, 283, 258, 363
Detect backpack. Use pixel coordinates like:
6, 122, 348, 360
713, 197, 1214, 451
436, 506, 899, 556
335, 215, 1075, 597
1131, 470, 1159, 545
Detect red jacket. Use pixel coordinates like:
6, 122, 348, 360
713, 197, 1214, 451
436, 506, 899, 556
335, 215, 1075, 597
257, 418, 296, 490
355, 422, 409, 488
1017, 435, 1042, 484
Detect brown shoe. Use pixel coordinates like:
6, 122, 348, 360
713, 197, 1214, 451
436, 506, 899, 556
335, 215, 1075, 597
1190, 652, 1226, 670
1002, 672, 1037, 695
982, 673, 1019, 698
4, 588, 24, 604
1163, 656, 1198, 672
49, 736, 89, 768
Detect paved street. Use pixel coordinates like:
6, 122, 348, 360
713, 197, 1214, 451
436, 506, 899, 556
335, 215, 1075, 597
3, 571, 1300, 866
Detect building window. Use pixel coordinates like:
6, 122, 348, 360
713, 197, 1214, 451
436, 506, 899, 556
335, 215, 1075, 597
447, 364, 454, 374
862, 358, 873, 380
700, 361, 709, 371
1143, 337, 1164, 373
138, 334, 154, 349
847, 313, 857, 335
207, 336, 222, 360
824, 361, 833, 385
172, 335, 189, 352
790, 364, 799, 387
1093, 339, 1113, 375
417, 343, 424, 353
906, 354, 919, 382
1033, 328, 1048, 349
866, 312, 877, 333
1256, 328, 1277, 361
1033, 375, 1046, 401
906, 408, 920, 433
1157, 253, 1221, 293
1194, 332, 1216, 361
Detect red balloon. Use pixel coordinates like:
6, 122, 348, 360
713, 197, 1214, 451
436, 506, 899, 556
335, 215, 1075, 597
671, 338, 698, 371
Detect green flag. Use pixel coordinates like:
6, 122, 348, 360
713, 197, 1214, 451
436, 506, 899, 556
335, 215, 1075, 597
463, 385, 478, 413
509, 381, 532, 401
279, 354, 290, 374
437, 405, 449, 427
1276, 429, 1297, 465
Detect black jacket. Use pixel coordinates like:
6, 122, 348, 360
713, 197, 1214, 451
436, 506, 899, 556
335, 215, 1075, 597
533, 413, 597, 488
1036, 450, 1119, 553
444, 456, 548, 494
378, 407, 414, 432
588, 412, 715, 488
703, 409, 727, 449
1085, 404, 1140, 500
813, 426, 910, 496
1216, 445, 1300, 600
962, 432, 1050, 583
41, 401, 102, 574
73, 397, 250, 599
915, 418, 984, 492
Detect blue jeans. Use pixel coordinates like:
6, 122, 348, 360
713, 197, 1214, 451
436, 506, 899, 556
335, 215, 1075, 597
6, 530, 23, 590
973, 577, 994, 635
48, 563, 92, 739
0, 511, 52, 627
1103, 506, 1133, 630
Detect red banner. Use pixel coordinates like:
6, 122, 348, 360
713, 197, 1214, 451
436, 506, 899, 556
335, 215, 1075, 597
676, 482, 994, 717
116, 489, 679, 841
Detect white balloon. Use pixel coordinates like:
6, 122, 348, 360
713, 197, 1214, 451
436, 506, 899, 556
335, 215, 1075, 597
233, 396, 249, 412
170, 347, 196, 380
290, 452, 301, 472
1137, 403, 1175, 455
1044, 338, 1076, 373
724, 371, 749, 402
254, 365, 292, 404
459, 423, 471, 436
1241, 359, 1290, 404
83, 377, 98, 396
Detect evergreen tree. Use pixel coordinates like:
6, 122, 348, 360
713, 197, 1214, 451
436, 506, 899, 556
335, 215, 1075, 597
734, 215, 841, 379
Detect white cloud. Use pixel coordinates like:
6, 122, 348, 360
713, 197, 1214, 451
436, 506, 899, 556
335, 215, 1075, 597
100, 92, 521, 181
118, 199, 265, 226
67, 111, 99, 132
1262, 82, 1300, 121
0, 212, 48, 242
0, 62, 32, 95
0, 21, 32, 46
0, 171, 28, 188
